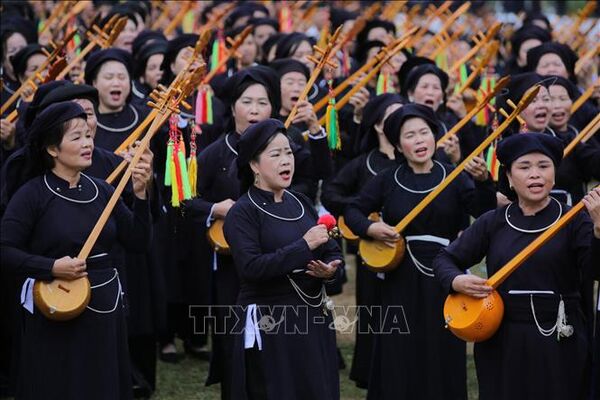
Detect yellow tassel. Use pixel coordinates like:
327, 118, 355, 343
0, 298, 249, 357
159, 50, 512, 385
188, 156, 197, 197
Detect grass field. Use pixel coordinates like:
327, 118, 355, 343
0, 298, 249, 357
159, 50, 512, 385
153, 254, 482, 400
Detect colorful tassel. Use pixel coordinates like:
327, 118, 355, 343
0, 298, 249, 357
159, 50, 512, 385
182, 8, 195, 33
164, 115, 194, 206
66, 18, 82, 56
188, 124, 200, 197
485, 115, 500, 181
279, 1, 293, 33
325, 79, 341, 150
195, 87, 214, 125
376, 72, 394, 95
210, 30, 227, 74
459, 63, 469, 86
177, 142, 192, 200
485, 139, 500, 181
435, 51, 448, 72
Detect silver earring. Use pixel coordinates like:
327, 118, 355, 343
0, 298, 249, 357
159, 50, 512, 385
254, 174, 259, 185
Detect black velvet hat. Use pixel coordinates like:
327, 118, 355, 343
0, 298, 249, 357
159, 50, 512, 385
510, 25, 551, 57
132, 41, 167, 79
274, 32, 314, 60
236, 118, 287, 192
219, 65, 281, 118
357, 93, 404, 153
84, 48, 132, 84
496, 132, 564, 200
497, 132, 564, 169
10, 44, 45, 80
269, 58, 310, 81
383, 103, 440, 146
23, 80, 70, 129
397, 56, 435, 95
543, 74, 580, 101
526, 42, 578, 83
401, 64, 449, 98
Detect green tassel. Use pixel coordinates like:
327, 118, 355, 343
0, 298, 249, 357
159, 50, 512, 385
164, 140, 173, 186
178, 149, 192, 199
210, 39, 220, 72
459, 64, 468, 85
376, 73, 385, 95
206, 90, 213, 124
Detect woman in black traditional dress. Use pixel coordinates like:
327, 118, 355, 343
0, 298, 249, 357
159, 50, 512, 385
223, 118, 343, 400
185, 65, 330, 397
131, 39, 167, 108
344, 103, 497, 399
496, 73, 600, 206
433, 133, 600, 400
0, 101, 153, 399
84, 48, 149, 152
321, 93, 403, 389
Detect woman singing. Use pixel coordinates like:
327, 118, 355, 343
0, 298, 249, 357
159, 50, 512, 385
433, 133, 600, 400
223, 118, 343, 399
0, 101, 153, 399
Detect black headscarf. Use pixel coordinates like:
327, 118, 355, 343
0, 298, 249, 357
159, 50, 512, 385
500, 71, 550, 109
543, 74, 581, 102
84, 48, 132, 85
132, 41, 167, 80
354, 40, 385, 65
356, 19, 396, 45
236, 118, 287, 192
274, 33, 314, 60
357, 93, 404, 154
496, 132, 564, 200
132, 29, 166, 56
397, 56, 435, 96
383, 103, 440, 146
23, 80, 70, 129
510, 25, 552, 58
526, 42, 578, 83
159, 33, 198, 85
0, 15, 37, 63
269, 58, 310, 81
10, 44, 45, 80
1, 102, 87, 210
401, 64, 449, 99
218, 65, 281, 131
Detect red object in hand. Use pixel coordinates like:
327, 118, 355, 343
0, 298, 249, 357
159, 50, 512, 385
317, 214, 337, 231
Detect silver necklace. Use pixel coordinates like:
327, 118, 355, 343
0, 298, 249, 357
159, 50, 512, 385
131, 80, 145, 99
44, 173, 99, 204
97, 104, 139, 133
505, 197, 562, 233
247, 189, 305, 221
394, 160, 447, 193
225, 133, 238, 155
365, 150, 377, 176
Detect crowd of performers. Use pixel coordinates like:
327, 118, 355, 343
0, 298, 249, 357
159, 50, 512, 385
0, 1, 599, 399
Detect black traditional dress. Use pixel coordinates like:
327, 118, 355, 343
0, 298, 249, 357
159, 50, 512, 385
0, 171, 152, 400
94, 103, 150, 152
223, 186, 342, 400
433, 200, 600, 400
92, 98, 163, 392
185, 129, 328, 394
552, 125, 600, 204
321, 149, 396, 388
344, 161, 497, 399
